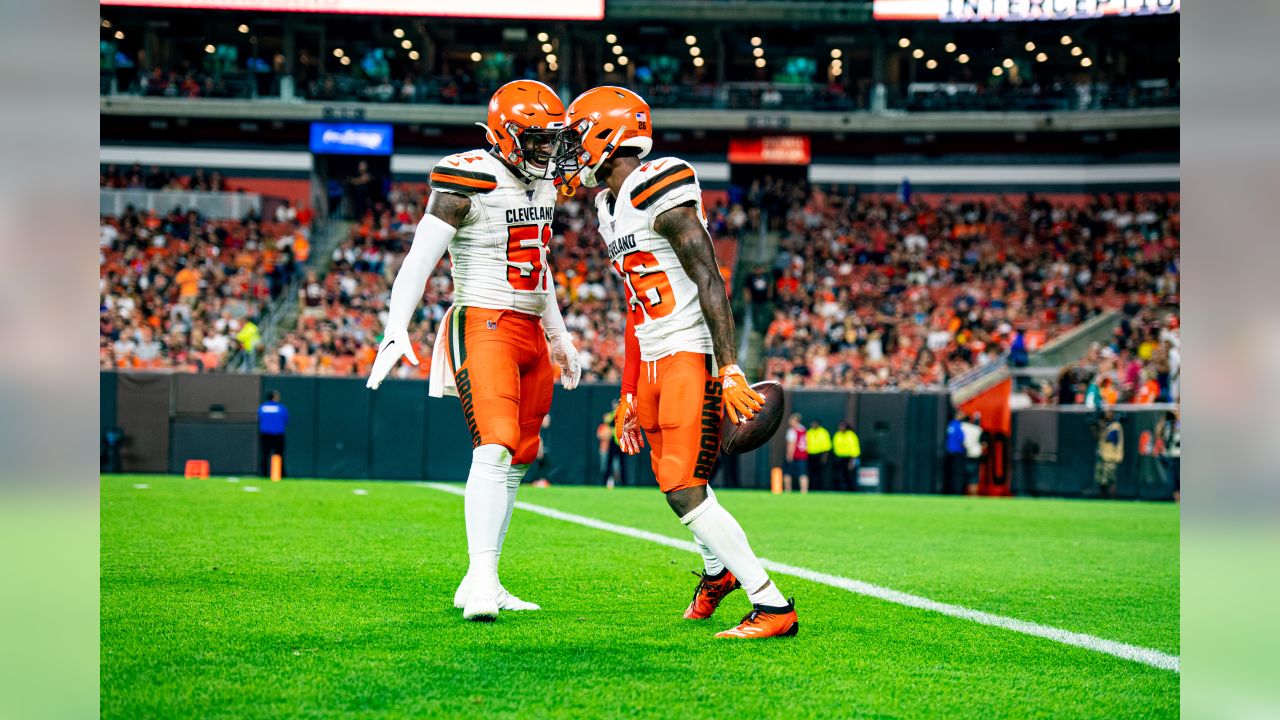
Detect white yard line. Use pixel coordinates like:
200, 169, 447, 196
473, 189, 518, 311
421, 482, 1179, 673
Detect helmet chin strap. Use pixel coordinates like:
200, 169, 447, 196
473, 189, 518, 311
583, 124, 627, 189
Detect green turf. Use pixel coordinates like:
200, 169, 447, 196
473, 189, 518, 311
102, 475, 1179, 719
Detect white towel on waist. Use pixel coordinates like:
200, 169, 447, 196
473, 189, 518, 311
428, 304, 458, 398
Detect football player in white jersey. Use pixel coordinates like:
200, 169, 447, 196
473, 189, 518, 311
549, 86, 799, 639
366, 80, 582, 622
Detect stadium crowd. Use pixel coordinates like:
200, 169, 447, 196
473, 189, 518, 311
99, 199, 310, 372
750, 187, 1179, 391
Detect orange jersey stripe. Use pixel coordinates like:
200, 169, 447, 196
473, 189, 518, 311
630, 167, 695, 209
430, 172, 498, 190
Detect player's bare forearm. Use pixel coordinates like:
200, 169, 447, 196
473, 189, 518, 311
426, 190, 471, 228
655, 204, 737, 368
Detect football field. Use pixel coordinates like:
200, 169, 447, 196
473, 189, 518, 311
101, 475, 1179, 719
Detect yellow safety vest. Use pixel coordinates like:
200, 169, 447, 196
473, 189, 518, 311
833, 430, 861, 458
806, 427, 833, 455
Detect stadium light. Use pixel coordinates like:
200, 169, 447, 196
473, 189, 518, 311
992, 66, 1003, 76
114, 30, 124, 39
1025, 41, 1035, 51
1060, 35, 1072, 45
1002, 57, 1014, 68
394, 28, 405, 38
751, 36, 762, 47
340, 56, 351, 66
926, 59, 938, 69
685, 35, 697, 45
548, 61, 558, 71
753, 47, 764, 58
690, 47, 701, 57
471, 52, 482, 62
612, 44, 623, 54
693, 57, 705, 67
401, 39, 412, 49
102, 19, 111, 28
958, 53, 970, 63
912, 49, 924, 59
238, 24, 249, 34
1081, 57, 1093, 67
832, 67, 843, 77
944, 42, 956, 53
831, 48, 842, 59
898, 37, 910, 48
333, 48, 344, 58
547, 53, 558, 63
205, 44, 216, 53
618, 55, 628, 65
408, 50, 420, 60
538, 32, 549, 42
1071, 46, 1083, 56
1036, 52, 1048, 62
542, 43, 553, 53
755, 57, 766, 68
606, 33, 617, 44
604, 62, 615, 72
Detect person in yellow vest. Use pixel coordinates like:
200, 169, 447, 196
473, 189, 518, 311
832, 421, 861, 492
805, 420, 833, 492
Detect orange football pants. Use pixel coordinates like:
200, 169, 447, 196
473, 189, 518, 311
636, 352, 723, 493
444, 305, 553, 465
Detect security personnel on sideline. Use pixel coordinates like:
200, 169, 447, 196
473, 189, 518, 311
805, 420, 833, 491
258, 390, 289, 477
832, 422, 861, 492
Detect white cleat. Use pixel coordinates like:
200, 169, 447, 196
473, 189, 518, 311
454, 574, 541, 611
462, 592, 500, 622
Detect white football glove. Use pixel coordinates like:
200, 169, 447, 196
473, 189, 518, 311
548, 333, 581, 390
366, 329, 419, 390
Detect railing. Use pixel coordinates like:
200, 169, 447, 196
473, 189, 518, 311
100, 188, 262, 220
100, 70, 1181, 114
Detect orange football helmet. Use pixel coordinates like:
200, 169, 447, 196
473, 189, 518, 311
480, 80, 566, 180
550, 86, 653, 193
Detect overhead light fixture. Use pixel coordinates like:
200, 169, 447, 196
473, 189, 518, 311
1036, 52, 1048, 62
538, 32, 549, 42
1060, 35, 1072, 45
1002, 58, 1014, 68
751, 36, 762, 47
685, 35, 697, 45
205, 44, 216, 53
547, 53, 557, 63
238, 24, 249, 34
898, 38, 910, 48
753, 47, 764, 58
102, 19, 111, 28
1081, 57, 1093, 67
912, 48, 924, 59
618, 55, 628, 65
612, 44, 623, 54
394, 28, 405, 38
401, 39, 412, 49
471, 51, 482, 61
693, 57, 705, 67
926, 59, 938, 69
340, 56, 351, 66
755, 58, 766, 68
606, 33, 617, 44
408, 50, 420, 60
1071, 46, 1083, 56
604, 62, 615, 72
548, 62, 558, 71
831, 48, 842, 59
1025, 41, 1035, 51
957, 53, 969, 63
993, 66, 1004, 76
945, 42, 957, 53
333, 48, 344, 58
542, 43, 553, 53
690, 47, 701, 57
114, 30, 124, 39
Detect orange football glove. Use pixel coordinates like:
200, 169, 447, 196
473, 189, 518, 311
719, 364, 764, 425
614, 393, 644, 455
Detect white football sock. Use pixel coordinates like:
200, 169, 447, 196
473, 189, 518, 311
694, 487, 725, 576
463, 444, 512, 594
496, 462, 530, 564
681, 494, 787, 608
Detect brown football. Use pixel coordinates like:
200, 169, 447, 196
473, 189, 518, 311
721, 381, 786, 455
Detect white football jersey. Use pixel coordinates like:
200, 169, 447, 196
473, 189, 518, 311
429, 150, 558, 316
595, 157, 715, 362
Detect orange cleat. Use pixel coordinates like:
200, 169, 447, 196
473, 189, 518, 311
715, 598, 799, 639
683, 569, 741, 620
